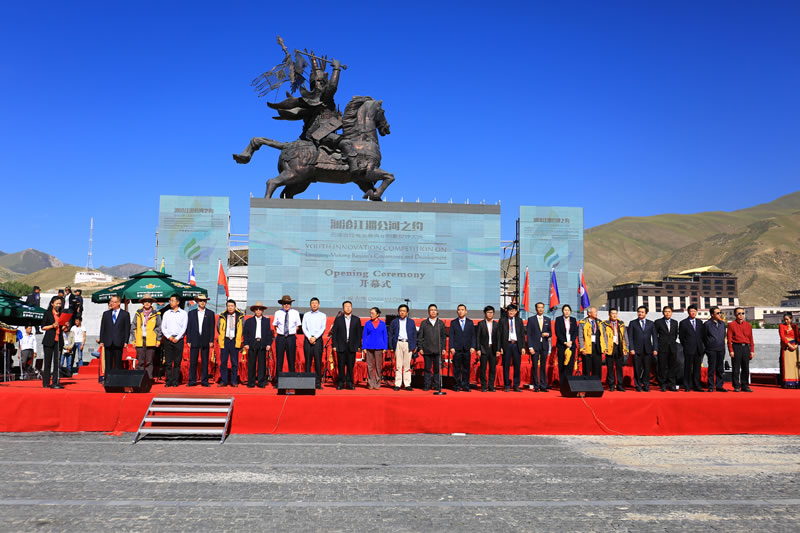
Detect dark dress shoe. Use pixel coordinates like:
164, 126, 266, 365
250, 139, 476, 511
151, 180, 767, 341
660, 386, 667, 392
481, 387, 487, 392
635, 387, 642, 392
423, 386, 430, 391
607, 387, 615, 392
231, 383, 238, 388
453, 387, 460, 392
347, 384, 355, 390
218, 383, 228, 387
616, 386, 625, 392
463, 387, 471, 392
247, 385, 255, 388
393, 386, 400, 391
743, 387, 754, 392
201, 383, 210, 387
542, 387, 549, 392
489, 387, 496, 392
513, 386, 522, 392
708, 388, 714, 392
51, 384, 64, 389
504, 387, 510, 392
716, 387, 728, 392
733, 387, 741, 392
336, 384, 343, 390
316, 384, 322, 390
187, 383, 197, 387
406, 387, 414, 392
257, 384, 266, 389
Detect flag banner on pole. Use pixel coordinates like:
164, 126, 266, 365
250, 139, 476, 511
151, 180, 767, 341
522, 267, 530, 313
187, 260, 197, 306
579, 269, 590, 312
217, 259, 229, 297
548, 268, 560, 312
159, 258, 165, 273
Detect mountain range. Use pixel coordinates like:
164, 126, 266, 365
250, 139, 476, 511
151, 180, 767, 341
584, 190, 800, 307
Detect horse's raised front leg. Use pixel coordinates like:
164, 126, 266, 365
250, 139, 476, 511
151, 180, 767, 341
234, 137, 270, 164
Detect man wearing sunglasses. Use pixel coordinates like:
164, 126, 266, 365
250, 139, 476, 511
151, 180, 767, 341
704, 307, 728, 392
727, 307, 755, 392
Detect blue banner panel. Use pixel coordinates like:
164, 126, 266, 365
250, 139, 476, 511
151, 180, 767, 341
248, 199, 500, 316
156, 196, 229, 311
518, 206, 584, 318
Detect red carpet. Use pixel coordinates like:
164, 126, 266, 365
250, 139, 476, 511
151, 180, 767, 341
1, 368, 798, 435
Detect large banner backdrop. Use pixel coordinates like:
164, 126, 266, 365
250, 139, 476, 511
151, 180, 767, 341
156, 196, 230, 311
248, 199, 500, 315
518, 206, 584, 318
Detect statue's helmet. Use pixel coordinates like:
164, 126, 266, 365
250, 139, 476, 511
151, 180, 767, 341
311, 69, 329, 84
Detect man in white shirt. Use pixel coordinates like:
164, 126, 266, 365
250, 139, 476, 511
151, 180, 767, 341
19, 326, 38, 379
302, 297, 327, 389
160, 295, 188, 387
273, 294, 302, 382
70, 317, 86, 372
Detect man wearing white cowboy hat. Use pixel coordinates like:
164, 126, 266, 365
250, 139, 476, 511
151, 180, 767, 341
273, 295, 301, 385
187, 294, 215, 387
243, 301, 273, 388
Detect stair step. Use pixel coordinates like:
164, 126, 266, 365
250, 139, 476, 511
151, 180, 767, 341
144, 416, 228, 424
138, 427, 225, 435
149, 406, 230, 413
152, 396, 233, 404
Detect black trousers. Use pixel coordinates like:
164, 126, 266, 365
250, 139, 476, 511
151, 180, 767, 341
104, 345, 123, 373
42, 344, 61, 387
658, 344, 678, 388
452, 349, 471, 389
606, 343, 624, 388
732, 343, 751, 389
189, 344, 210, 386
557, 344, 574, 385
633, 351, 652, 389
502, 343, 521, 388
275, 334, 296, 377
531, 345, 549, 389
683, 351, 702, 391
247, 340, 268, 387
479, 348, 497, 389
304, 339, 323, 386
582, 344, 603, 377
163, 339, 184, 386
423, 353, 442, 390
337, 349, 356, 386
706, 349, 725, 389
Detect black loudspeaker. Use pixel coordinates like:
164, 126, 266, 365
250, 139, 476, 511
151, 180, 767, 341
560, 375, 604, 398
276, 372, 316, 395
103, 370, 152, 393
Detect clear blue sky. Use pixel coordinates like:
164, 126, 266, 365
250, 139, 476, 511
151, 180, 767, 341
2, 1, 799, 268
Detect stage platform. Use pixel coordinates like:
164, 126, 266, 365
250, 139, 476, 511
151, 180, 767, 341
1, 369, 798, 436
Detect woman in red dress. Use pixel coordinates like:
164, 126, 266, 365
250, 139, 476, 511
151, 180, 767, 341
778, 312, 799, 388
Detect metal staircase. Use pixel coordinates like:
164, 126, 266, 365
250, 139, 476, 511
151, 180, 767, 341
133, 396, 234, 444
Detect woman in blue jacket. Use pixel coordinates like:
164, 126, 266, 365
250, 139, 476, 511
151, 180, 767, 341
362, 307, 388, 390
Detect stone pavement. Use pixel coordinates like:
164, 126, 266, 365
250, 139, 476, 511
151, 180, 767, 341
0, 433, 798, 531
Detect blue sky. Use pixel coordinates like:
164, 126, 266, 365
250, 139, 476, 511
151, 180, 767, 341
2, 1, 799, 268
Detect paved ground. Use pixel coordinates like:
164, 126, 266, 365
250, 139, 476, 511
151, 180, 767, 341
0, 433, 798, 532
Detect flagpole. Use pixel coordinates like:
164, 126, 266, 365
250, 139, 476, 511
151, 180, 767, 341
215, 258, 221, 315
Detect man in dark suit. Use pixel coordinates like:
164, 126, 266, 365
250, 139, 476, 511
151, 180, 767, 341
448, 304, 476, 392
416, 304, 448, 392
41, 295, 64, 388
99, 295, 131, 376
330, 300, 362, 390
476, 305, 499, 392
388, 304, 418, 391
498, 303, 526, 392
526, 302, 552, 392
628, 305, 658, 392
679, 304, 705, 392
654, 305, 679, 391
186, 294, 216, 387
243, 301, 273, 388
554, 304, 580, 386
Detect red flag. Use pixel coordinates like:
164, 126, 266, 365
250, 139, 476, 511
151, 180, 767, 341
217, 259, 229, 297
522, 267, 530, 313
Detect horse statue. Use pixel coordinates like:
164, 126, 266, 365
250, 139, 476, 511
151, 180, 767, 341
232, 96, 394, 201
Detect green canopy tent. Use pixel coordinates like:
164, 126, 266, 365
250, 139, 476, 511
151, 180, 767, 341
0, 291, 46, 326
91, 270, 208, 305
